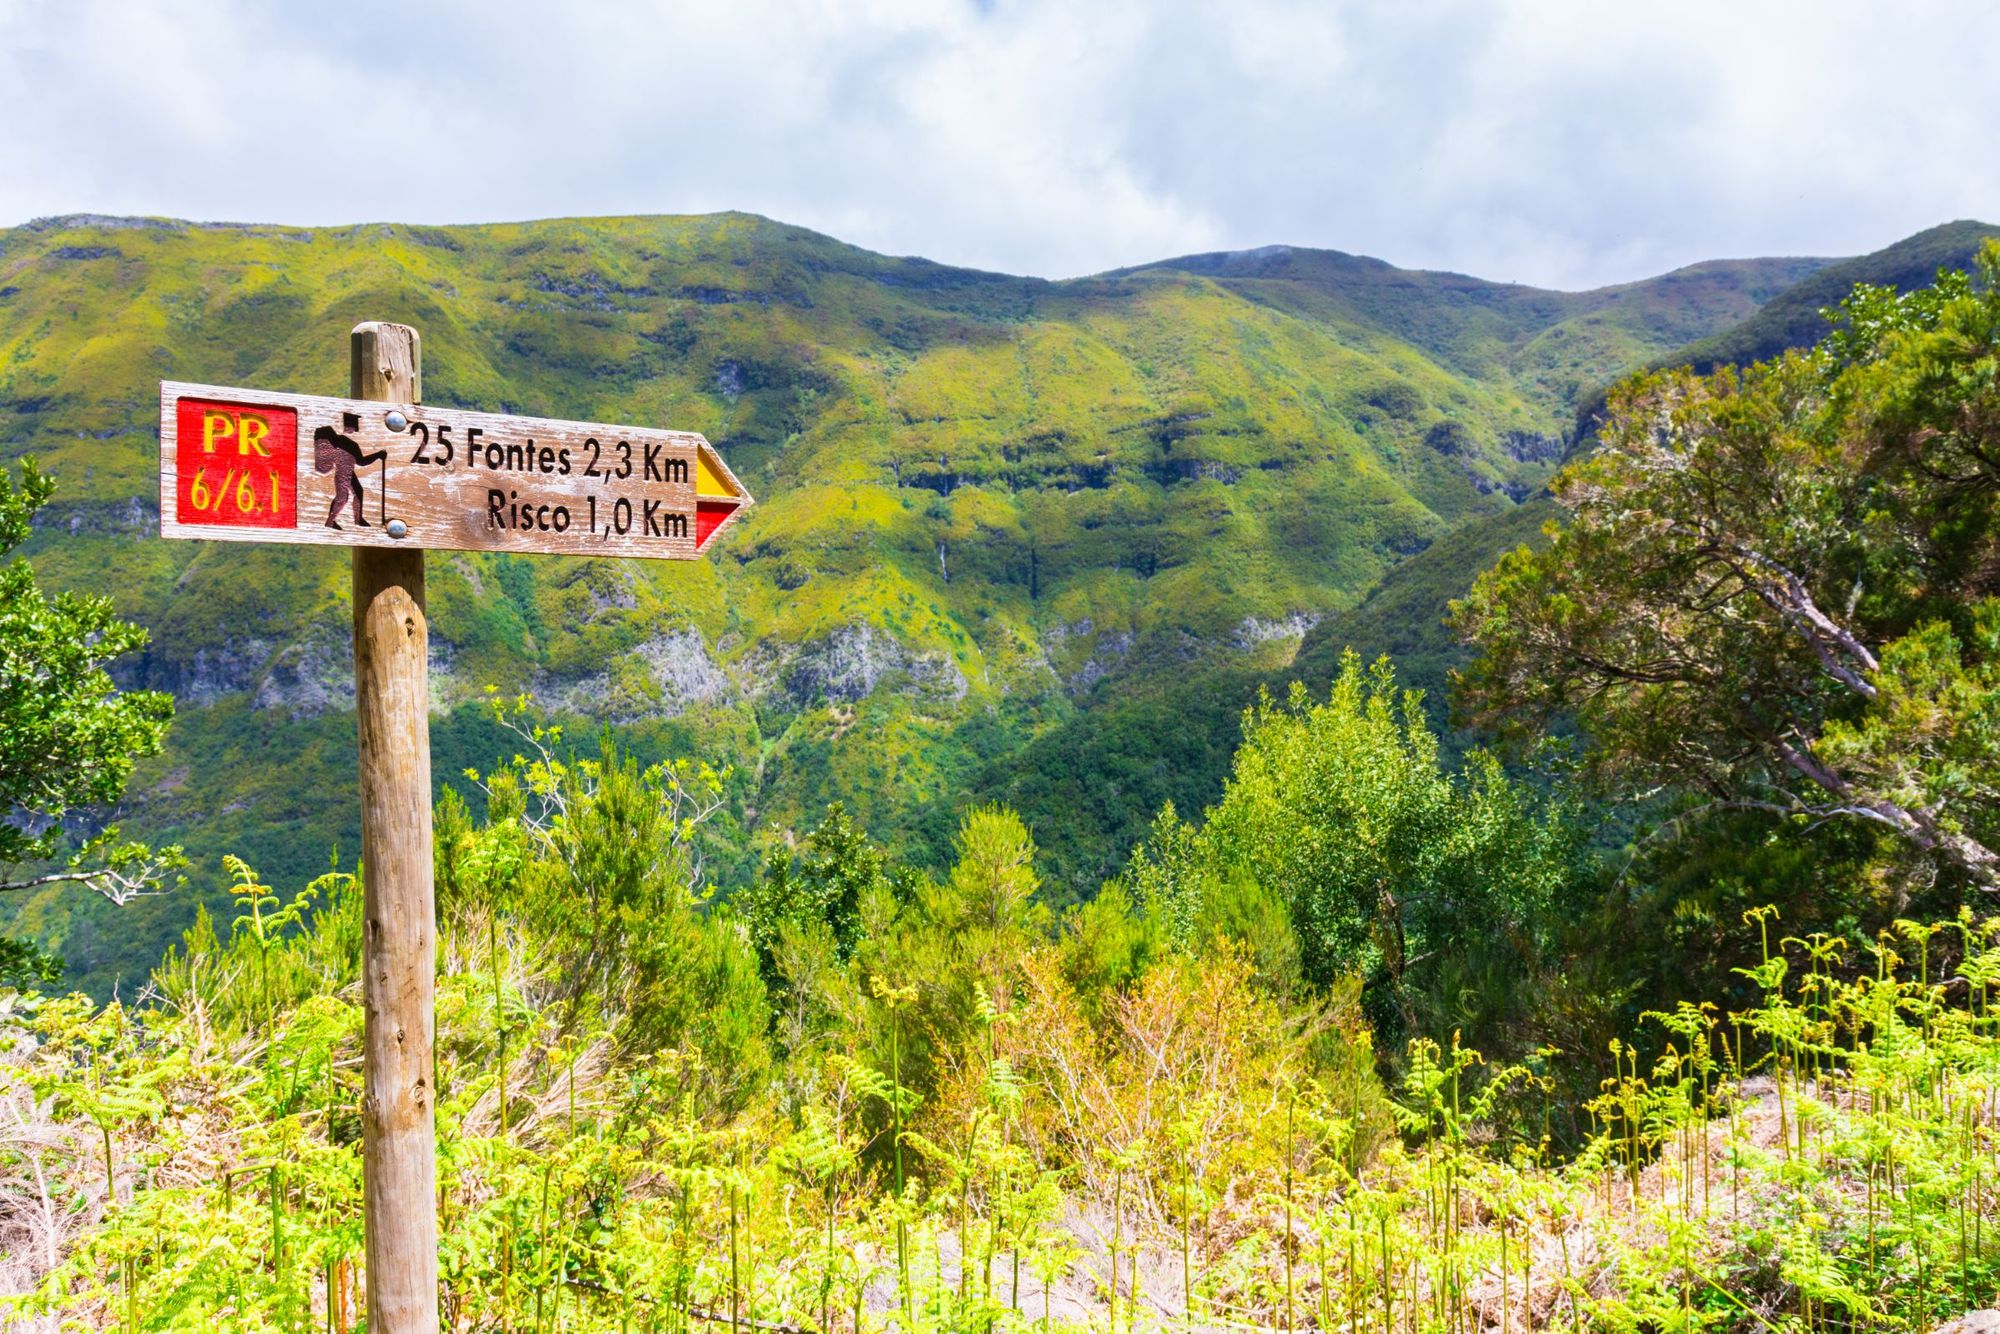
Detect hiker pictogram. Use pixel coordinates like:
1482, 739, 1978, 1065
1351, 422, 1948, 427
314, 413, 388, 529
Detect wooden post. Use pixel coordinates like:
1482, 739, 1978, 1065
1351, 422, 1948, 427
350, 321, 438, 1332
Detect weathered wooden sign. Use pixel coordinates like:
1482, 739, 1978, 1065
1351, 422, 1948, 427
157, 381, 752, 557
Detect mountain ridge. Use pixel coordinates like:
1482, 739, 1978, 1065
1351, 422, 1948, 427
1571, 218, 2000, 434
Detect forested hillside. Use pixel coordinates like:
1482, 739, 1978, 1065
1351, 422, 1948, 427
0, 211, 1842, 993
6, 219, 2000, 1330
1002, 221, 2000, 891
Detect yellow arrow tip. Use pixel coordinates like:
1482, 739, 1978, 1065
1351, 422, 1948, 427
695, 449, 738, 498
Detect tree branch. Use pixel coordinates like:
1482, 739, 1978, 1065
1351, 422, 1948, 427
1705, 540, 1880, 698
0, 854, 179, 905
1688, 741, 2000, 894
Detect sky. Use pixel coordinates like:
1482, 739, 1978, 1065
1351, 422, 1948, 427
2, 0, 1996, 291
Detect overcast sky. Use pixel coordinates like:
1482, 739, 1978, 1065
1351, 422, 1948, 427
2, 0, 1996, 290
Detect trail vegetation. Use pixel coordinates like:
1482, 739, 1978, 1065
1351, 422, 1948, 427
0, 700, 1995, 1331
4, 241, 2000, 1330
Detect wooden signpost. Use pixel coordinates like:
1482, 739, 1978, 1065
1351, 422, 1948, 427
159, 379, 750, 558
157, 323, 753, 1332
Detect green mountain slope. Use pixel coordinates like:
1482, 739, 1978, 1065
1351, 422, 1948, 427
0, 212, 1851, 990
1574, 220, 2000, 432
1026, 220, 2000, 898
967, 495, 1559, 888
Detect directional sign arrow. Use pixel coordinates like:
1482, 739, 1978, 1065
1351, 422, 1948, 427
157, 381, 753, 559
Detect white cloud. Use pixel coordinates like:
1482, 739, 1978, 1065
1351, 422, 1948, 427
1, 0, 1995, 288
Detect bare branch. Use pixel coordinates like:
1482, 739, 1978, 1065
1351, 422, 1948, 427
0, 855, 178, 906
1702, 538, 1880, 698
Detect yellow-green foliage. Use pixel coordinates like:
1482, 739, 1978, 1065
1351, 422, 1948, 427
0, 214, 1824, 988
3, 768, 1996, 1331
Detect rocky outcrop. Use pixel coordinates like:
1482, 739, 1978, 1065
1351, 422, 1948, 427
251, 630, 458, 719
539, 626, 735, 723
635, 627, 732, 713
253, 630, 346, 719
1933, 1313, 2000, 1334
57, 498, 153, 537
782, 623, 968, 706
163, 639, 274, 707
1233, 612, 1321, 649
1044, 618, 1134, 695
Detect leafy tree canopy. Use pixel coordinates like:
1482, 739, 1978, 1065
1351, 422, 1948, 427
737, 802, 887, 991
1454, 245, 2000, 894
0, 460, 177, 903
1130, 652, 1580, 1032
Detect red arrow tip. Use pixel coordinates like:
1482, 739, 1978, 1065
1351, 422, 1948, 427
694, 499, 739, 550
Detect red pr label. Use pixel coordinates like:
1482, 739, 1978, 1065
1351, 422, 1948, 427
174, 399, 299, 529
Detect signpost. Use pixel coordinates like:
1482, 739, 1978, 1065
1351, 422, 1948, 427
159, 380, 750, 558
157, 323, 753, 1331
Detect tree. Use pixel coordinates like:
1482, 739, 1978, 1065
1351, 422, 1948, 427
1453, 248, 2000, 893
0, 934, 63, 990
0, 460, 177, 902
737, 802, 886, 993
910, 804, 1049, 1016
460, 712, 768, 1108
1131, 653, 1578, 1030
835, 806, 1051, 1109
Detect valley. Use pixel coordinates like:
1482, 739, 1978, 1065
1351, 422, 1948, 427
0, 211, 1989, 994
